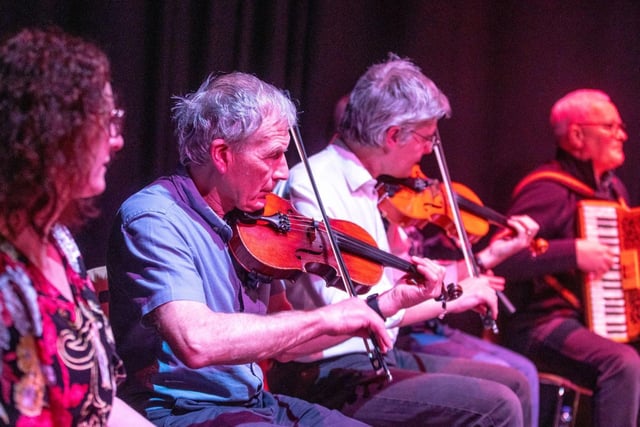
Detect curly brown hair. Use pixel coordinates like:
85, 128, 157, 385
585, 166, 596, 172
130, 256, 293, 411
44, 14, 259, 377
0, 27, 112, 238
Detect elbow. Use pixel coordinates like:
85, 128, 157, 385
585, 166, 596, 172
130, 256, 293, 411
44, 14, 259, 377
174, 346, 210, 369
167, 336, 213, 369
181, 356, 209, 370
172, 338, 259, 368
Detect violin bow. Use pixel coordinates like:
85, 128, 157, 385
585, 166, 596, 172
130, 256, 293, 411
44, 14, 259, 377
431, 130, 506, 332
289, 125, 393, 381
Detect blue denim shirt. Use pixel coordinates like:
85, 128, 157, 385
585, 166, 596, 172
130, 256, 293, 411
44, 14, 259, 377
107, 168, 270, 416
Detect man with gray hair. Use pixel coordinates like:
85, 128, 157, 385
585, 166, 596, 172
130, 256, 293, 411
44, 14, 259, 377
496, 89, 640, 426
106, 71, 425, 426
268, 54, 538, 426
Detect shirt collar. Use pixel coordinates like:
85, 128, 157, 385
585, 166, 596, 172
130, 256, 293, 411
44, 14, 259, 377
555, 148, 618, 200
171, 167, 233, 242
330, 140, 377, 193
555, 148, 598, 189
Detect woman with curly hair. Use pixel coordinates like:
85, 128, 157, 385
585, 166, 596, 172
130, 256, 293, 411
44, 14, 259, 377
0, 27, 152, 426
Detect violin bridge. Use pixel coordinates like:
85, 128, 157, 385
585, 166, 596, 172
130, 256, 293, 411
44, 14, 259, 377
305, 219, 319, 242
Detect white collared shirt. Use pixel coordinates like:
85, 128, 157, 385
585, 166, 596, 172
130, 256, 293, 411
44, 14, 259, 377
286, 143, 405, 361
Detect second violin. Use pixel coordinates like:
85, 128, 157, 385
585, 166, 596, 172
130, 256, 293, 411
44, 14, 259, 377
377, 164, 548, 255
377, 164, 490, 242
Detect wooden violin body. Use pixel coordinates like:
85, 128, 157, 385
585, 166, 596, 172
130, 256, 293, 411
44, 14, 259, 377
228, 193, 431, 293
377, 164, 489, 242
377, 164, 548, 256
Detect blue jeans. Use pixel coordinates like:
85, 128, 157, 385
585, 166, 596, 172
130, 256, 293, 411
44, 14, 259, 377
396, 321, 539, 427
147, 391, 368, 426
268, 348, 530, 426
502, 315, 640, 427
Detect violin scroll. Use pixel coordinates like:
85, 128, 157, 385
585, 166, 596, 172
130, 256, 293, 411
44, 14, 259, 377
530, 237, 549, 256
434, 282, 464, 306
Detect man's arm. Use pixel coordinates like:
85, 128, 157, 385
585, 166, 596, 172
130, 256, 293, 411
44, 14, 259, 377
150, 297, 392, 369
377, 274, 500, 326
474, 214, 540, 270
494, 180, 613, 281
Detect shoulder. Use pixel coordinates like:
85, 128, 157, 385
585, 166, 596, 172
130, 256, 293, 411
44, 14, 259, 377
118, 178, 190, 228
0, 254, 39, 334
509, 164, 579, 218
513, 162, 582, 198
289, 147, 339, 189
290, 147, 338, 173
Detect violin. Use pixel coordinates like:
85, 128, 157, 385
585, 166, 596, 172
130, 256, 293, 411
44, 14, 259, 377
377, 165, 488, 242
377, 164, 548, 255
227, 193, 462, 300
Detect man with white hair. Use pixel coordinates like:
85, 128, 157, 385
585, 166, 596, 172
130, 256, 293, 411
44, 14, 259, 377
496, 89, 640, 427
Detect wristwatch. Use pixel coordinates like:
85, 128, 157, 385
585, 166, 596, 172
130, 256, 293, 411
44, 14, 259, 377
366, 293, 386, 320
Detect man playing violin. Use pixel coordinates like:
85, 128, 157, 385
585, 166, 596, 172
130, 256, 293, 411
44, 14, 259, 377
106, 72, 447, 426
267, 54, 538, 426
495, 89, 640, 427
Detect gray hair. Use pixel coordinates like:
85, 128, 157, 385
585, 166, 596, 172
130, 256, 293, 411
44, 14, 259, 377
339, 53, 451, 148
549, 89, 612, 138
172, 72, 297, 166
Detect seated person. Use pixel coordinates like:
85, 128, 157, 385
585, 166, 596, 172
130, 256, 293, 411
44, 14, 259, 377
495, 88, 640, 427
107, 71, 443, 426
267, 54, 536, 427
0, 27, 150, 426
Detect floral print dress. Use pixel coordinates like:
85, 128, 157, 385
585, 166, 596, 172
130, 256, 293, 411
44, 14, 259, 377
0, 225, 124, 426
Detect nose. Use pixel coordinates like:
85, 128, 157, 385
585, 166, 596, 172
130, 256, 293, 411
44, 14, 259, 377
273, 155, 289, 181
618, 127, 628, 142
110, 134, 124, 152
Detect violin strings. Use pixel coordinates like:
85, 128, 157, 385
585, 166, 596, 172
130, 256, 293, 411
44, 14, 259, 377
277, 214, 415, 273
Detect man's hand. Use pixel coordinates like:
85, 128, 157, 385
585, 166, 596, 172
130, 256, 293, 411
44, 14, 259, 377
375, 256, 446, 316
319, 297, 393, 352
576, 238, 615, 279
478, 272, 505, 292
479, 214, 540, 268
446, 276, 499, 319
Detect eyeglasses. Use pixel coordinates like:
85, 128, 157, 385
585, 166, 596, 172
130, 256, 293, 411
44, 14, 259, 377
576, 122, 627, 134
410, 130, 439, 147
108, 108, 125, 138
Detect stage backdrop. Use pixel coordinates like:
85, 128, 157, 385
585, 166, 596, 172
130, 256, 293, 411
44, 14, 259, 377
1, 1, 639, 269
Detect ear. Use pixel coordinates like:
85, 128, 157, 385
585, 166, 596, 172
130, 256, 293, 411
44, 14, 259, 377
564, 123, 585, 152
209, 138, 231, 173
383, 126, 403, 152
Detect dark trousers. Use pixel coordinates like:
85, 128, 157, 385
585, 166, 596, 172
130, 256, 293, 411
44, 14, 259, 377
268, 348, 531, 427
502, 315, 640, 427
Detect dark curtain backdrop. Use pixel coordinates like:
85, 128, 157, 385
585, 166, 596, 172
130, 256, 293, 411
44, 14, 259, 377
2, 1, 639, 268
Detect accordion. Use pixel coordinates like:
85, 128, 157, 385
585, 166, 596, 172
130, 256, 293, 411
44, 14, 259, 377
577, 200, 640, 343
